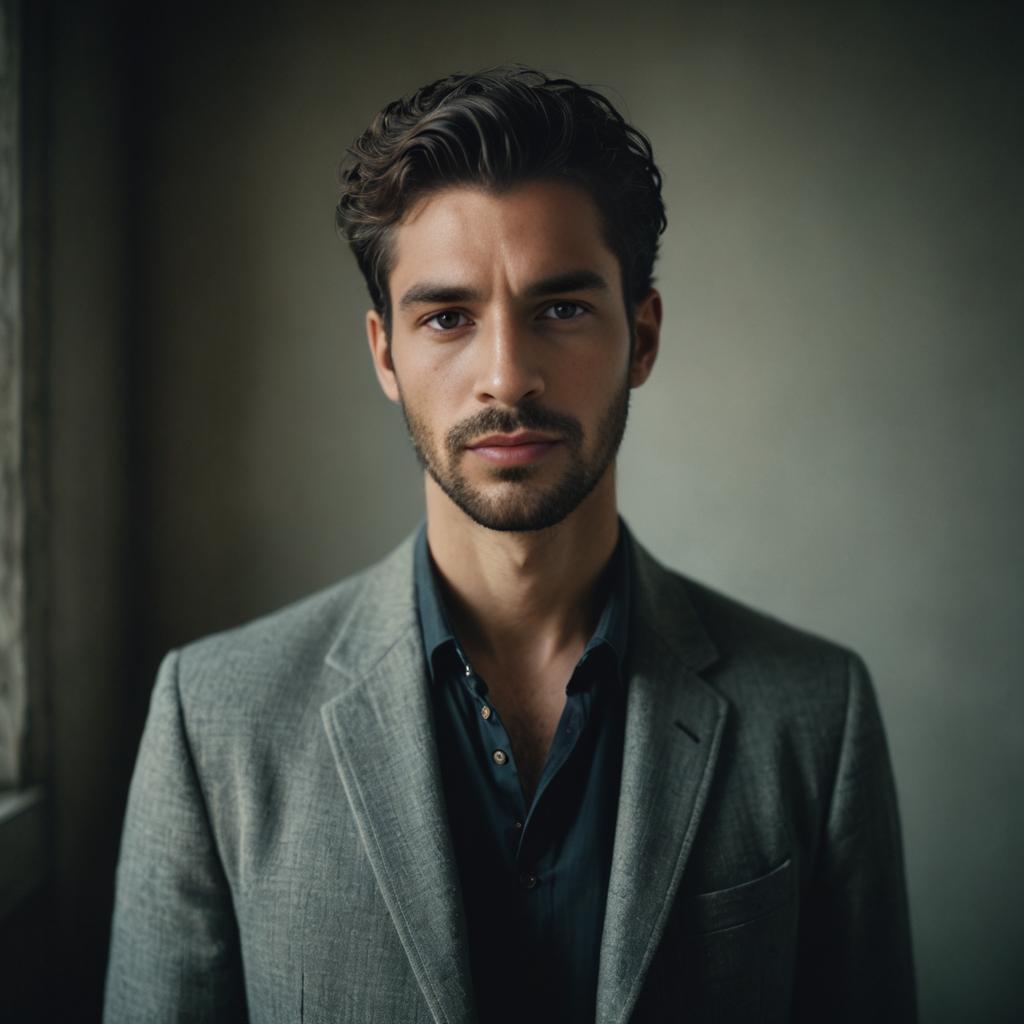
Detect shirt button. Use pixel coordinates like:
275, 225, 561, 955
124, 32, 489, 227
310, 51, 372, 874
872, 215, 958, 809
481, 705, 492, 720
513, 820, 523, 830
492, 749, 508, 766
519, 872, 538, 890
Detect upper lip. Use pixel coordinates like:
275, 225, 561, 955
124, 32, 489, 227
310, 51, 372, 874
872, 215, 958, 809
469, 432, 560, 448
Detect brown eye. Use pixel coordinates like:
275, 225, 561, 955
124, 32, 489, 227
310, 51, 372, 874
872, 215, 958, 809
427, 310, 467, 330
544, 302, 585, 321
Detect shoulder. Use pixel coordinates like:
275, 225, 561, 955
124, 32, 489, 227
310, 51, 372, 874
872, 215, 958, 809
170, 533, 418, 721
631, 536, 865, 738
686, 573, 859, 681
634, 536, 859, 669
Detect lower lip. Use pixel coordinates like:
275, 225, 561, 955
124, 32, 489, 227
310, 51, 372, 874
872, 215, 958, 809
469, 442, 560, 466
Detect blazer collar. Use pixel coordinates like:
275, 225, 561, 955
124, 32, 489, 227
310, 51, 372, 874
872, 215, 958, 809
320, 528, 727, 1024
323, 531, 421, 681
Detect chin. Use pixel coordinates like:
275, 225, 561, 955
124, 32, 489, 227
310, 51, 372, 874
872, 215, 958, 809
437, 469, 606, 534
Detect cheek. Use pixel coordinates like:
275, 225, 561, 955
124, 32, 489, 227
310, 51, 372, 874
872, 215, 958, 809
395, 343, 462, 396
559, 348, 627, 404
395, 369, 461, 443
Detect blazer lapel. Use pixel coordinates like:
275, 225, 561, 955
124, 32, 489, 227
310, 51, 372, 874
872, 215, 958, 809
320, 537, 476, 1024
596, 540, 729, 1024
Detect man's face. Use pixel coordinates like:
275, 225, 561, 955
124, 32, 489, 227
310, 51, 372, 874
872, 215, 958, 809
367, 181, 659, 532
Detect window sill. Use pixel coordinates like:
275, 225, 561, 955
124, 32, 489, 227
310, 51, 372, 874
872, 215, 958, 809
0, 788, 47, 920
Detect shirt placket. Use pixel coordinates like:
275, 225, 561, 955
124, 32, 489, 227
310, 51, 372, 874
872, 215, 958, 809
458, 647, 596, 891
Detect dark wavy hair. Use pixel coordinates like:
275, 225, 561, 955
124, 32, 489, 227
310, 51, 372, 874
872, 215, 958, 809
335, 66, 666, 332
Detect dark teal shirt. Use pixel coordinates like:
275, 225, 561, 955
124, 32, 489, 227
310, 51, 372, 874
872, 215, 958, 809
415, 524, 631, 1024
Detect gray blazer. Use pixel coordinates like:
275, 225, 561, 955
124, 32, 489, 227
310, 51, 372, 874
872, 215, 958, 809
104, 532, 915, 1023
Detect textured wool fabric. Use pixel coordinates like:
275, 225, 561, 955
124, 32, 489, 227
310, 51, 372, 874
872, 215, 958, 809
104, 528, 916, 1023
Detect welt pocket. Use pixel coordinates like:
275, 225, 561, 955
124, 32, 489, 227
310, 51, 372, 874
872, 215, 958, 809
685, 857, 795, 935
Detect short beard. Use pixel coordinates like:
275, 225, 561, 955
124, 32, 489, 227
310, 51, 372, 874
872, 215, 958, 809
399, 384, 630, 533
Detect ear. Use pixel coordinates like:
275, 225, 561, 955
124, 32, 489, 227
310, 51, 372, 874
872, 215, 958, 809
366, 309, 401, 403
629, 288, 661, 388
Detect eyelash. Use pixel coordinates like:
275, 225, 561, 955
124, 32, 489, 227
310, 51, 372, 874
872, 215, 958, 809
424, 302, 588, 332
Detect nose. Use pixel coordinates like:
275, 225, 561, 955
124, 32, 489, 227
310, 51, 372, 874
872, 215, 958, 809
473, 313, 545, 407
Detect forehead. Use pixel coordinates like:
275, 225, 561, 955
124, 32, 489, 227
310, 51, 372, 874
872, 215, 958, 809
388, 182, 620, 298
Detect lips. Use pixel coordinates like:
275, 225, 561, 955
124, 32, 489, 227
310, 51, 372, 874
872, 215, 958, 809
467, 432, 561, 466
469, 432, 559, 448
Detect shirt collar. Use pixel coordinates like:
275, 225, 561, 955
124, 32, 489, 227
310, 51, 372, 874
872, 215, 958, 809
413, 521, 632, 687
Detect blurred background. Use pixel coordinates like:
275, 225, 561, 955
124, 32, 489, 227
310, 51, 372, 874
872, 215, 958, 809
0, 0, 1021, 1019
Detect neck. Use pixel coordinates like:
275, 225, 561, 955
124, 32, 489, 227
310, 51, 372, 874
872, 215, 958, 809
424, 469, 620, 672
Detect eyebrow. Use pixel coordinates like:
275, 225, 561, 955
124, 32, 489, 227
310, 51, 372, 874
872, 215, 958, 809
398, 284, 482, 309
397, 269, 610, 310
524, 270, 610, 298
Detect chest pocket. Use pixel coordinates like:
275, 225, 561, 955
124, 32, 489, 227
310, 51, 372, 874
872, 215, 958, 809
687, 856, 795, 934
634, 858, 799, 1024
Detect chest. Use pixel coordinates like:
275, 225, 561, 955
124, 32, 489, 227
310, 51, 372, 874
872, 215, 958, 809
481, 667, 577, 802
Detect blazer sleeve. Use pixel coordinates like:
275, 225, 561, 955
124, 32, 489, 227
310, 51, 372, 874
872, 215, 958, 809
791, 653, 917, 1022
103, 650, 248, 1023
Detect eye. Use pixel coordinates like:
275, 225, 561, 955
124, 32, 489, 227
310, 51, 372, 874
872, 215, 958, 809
542, 301, 587, 321
425, 310, 471, 331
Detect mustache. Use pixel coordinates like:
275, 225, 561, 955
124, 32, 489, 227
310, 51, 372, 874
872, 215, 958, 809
446, 403, 584, 453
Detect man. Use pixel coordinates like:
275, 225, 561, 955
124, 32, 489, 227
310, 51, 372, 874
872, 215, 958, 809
104, 67, 916, 1023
